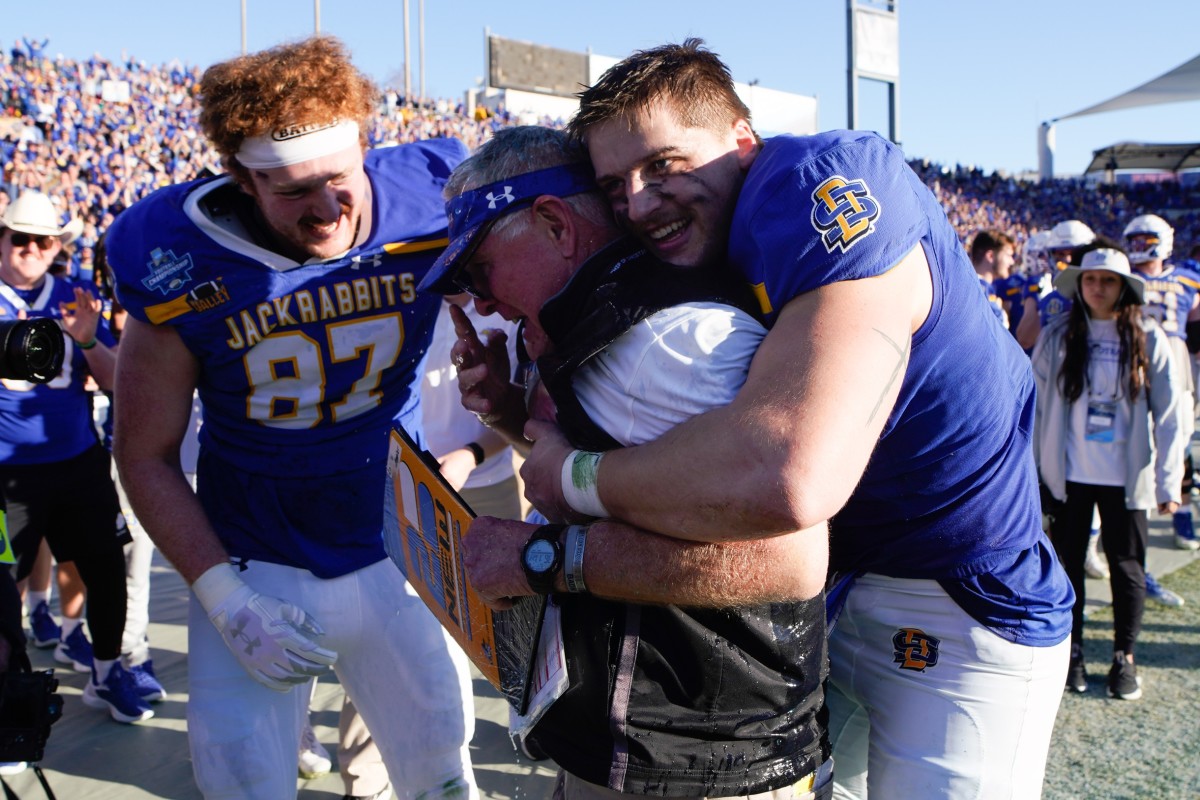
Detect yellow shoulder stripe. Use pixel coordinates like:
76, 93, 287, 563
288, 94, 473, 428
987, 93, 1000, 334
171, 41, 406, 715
384, 237, 449, 255
145, 295, 193, 325
750, 282, 773, 316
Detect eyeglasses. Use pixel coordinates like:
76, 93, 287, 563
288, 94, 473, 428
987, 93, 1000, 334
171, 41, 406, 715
7, 232, 56, 249
452, 262, 493, 302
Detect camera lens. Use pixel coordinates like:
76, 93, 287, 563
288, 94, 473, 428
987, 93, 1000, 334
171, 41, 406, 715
0, 319, 66, 383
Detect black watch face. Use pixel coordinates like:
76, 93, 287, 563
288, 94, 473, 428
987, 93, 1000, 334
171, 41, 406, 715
525, 538, 557, 573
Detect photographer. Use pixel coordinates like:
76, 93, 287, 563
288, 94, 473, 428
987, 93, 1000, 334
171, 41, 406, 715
0, 192, 148, 724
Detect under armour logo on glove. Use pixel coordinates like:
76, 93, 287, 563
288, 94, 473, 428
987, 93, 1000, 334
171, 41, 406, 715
193, 564, 338, 692
227, 617, 263, 656
486, 187, 515, 209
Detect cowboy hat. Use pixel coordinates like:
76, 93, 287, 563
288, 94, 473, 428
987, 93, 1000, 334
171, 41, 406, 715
0, 192, 83, 245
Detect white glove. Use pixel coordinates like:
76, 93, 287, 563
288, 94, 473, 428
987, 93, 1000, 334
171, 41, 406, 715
192, 564, 337, 692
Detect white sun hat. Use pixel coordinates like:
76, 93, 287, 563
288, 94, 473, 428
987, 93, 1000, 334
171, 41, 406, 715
1053, 248, 1146, 305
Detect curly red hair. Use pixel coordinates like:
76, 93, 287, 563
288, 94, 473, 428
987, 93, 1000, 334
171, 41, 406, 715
199, 36, 376, 175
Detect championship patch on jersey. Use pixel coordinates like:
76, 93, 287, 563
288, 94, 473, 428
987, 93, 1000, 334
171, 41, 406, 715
141, 247, 196, 295
810, 175, 880, 253
892, 627, 939, 671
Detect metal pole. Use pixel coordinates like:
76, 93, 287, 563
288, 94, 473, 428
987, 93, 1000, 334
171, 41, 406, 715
403, 0, 411, 101
419, 0, 425, 102
241, 0, 247, 55
846, 0, 856, 130
314, 0, 320, 34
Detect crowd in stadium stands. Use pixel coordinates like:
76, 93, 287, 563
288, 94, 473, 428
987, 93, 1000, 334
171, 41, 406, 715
1, 41, 1198, 280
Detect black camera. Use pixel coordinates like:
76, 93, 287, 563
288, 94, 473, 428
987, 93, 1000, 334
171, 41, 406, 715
0, 668, 63, 763
0, 319, 65, 383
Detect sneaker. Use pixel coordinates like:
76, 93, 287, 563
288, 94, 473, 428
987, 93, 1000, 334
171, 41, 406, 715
28, 601, 60, 648
298, 722, 332, 779
343, 786, 393, 800
1145, 573, 1185, 607
1084, 531, 1110, 579
1065, 643, 1088, 693
1172, 511, 1199, 550
1106, 651, 1143, 700
0, 762, 28, 776
126, 659, 167, 703
82, 662, 154, 723
54, 625, 94, 673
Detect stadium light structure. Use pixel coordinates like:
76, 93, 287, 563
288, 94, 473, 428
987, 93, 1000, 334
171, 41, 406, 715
846, 0, 900, 144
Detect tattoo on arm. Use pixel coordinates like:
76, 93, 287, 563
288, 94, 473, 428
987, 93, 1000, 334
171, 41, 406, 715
868, 328, 910, 424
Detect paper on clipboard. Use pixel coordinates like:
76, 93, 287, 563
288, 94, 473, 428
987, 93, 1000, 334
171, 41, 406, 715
382, 424, 553, 712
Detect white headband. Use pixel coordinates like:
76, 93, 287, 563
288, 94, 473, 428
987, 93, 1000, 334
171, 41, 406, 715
235, 120, 361, 170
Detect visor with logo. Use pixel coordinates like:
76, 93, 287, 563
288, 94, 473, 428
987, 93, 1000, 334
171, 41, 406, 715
418, 162, 598, 295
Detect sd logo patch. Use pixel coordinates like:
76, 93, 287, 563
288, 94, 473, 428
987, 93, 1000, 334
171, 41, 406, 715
810, 176, 880, 253
892, 627, 939, 672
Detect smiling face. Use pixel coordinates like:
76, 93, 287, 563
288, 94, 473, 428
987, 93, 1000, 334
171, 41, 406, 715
240, 143, 370, 261
0, 228, 60, 289
458, 209, 577, 359
584, 99, 757, 269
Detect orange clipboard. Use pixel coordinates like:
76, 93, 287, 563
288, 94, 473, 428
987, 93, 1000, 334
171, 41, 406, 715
383, 424, 546, 711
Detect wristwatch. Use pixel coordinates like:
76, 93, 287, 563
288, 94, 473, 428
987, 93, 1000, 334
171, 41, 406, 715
522, 524, 565, 594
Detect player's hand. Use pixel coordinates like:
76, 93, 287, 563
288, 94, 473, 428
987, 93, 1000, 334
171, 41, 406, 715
450, 303, 516, 423
1159, 500, 1180, 515
437, 447, 476, 492
59, 286, 102, 348
192, 564, 337, 691
521, 420, 579, 523
462, 516, 540, 610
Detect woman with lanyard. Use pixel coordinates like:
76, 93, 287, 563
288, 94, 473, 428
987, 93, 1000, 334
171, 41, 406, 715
1032, 247, 1184, 701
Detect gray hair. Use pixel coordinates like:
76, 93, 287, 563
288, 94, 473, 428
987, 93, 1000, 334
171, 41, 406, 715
446, 126, 612, 241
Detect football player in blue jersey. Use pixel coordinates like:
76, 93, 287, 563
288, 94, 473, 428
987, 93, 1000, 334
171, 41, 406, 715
968, 229, 1015, 327
1019, 220, 1096, 351
0, 192, 150, 724
1123, 213, 1200, 552
107, 37, 477, 800
1014, 229, 1055, 350
514, 40, 1074, 799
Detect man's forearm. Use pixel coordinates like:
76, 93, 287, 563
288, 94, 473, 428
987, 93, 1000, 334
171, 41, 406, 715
119, 457, 229, 585
562, 518, 827, 607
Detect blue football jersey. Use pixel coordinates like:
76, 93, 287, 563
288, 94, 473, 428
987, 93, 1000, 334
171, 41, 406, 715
1135, 264, 1200, 340
0, 275, 115, 464
1037, 289, 1073, 328
106, 139, 468, 577
729, 132, 1072, 645
998, 274, 1036, 332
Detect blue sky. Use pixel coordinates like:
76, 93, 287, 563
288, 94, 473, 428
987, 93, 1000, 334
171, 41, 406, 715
6, 1, 1198, 176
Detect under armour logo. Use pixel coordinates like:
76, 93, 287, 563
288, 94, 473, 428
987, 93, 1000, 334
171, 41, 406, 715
228, 618, 263, 655
351, 253, 383, 270
486, 187, 515, 209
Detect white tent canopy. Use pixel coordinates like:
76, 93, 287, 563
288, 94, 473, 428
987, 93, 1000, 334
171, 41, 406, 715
1057, 53, 1200, 121
1084, 142, 1200, 174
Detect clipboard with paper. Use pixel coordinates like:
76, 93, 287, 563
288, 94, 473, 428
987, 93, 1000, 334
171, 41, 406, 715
382, 424, 565, 718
